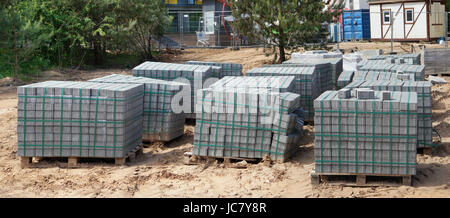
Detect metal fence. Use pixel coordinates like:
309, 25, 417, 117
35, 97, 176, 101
160, 11, 259, 49
158, 10, 450, 49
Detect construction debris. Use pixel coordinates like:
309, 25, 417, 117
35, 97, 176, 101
427, 75, 447, 85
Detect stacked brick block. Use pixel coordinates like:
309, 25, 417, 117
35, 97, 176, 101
421, 48, 450, 75
132, 61, 214, 119
193, 76, 303, 162
358, 61, 425, 81
89, 74, 187, 142
209, 76, 296, 93
17, 81, 143, 158
245, 66, 323, 122
345, 80, 432, 148
283, 58, 343, 90
185, 61, 243, 78
366, 53, 421, 65
314, 89, 417, 175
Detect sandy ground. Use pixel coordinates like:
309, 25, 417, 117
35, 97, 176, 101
0, 42, 449, 198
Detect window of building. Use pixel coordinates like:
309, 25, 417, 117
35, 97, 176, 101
383, 10, 391, 24
405, 9, 414, 23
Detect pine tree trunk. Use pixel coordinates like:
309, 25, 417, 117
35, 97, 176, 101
11, 0, 17, 82
93, 40, 103, 65
145, 35, 153, 60
279, 43, 286, 63
278, 31, 286, 63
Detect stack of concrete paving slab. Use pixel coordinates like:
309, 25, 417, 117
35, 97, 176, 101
358, 61, 425, 81
314, 89, 417, 175
282, 58, 343, 90
355, 71, 404, 81
193, 76, 303, 161
344, 80, 432, 148
338, 70, 402, 89
132, 61, 214, 119
17, 81, 143, 158
420, 48, 450, 75
291, 51, 342, 59
89, 74, 187, 142
367, 53, 421, 65
337, 71, 355, 89
245, 66, 322, 122
185, 61, 243, 78
360, 49, 383, 59
261, 63, 333, 93
209, 76, 296, 93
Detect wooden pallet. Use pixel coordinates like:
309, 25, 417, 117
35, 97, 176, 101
417, 147, 433, 155
20, 145, 144, 168
304, 120, 314, 126
427, 73, 450, 77
142, 134, 183, 144
183, 152, 266, 168
310, 170, 412, 187
185, 118, 196, 126
343, 39, 368, 42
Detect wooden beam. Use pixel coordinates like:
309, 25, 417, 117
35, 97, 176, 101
383, 4, 404, 39
380, 4, 384, 39
403, 3, 406, 39
406, 2, 427, 38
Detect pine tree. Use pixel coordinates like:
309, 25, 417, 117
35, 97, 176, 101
230, 0, 343, 62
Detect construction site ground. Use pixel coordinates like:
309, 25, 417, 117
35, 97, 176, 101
0, 42, 449, 197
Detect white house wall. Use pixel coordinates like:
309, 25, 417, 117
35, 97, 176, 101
405, 2, 427, 39
370, 2, 428, 40
370, 4, 381, 38
345, 0, 369, 10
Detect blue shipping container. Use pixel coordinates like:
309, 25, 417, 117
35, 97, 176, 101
343, 9, 370, 41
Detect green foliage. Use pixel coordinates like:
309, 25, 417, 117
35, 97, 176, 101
115, 0, 172, 60
230, 0, 343, 62
0, 0, 52, 79
0, 0, 171, 79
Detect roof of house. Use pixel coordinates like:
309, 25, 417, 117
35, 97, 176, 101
368, 0, 445, 4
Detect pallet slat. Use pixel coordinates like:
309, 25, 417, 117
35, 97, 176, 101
20, 145, 143, 168
311, 170, 412, 186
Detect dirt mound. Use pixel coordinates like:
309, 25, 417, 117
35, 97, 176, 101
0, 45, 449, 198
0, 77, 25, 87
